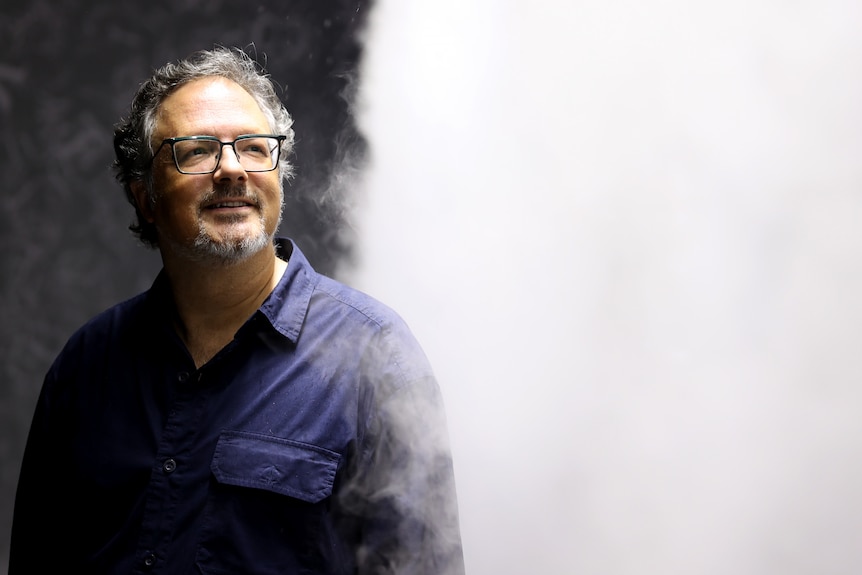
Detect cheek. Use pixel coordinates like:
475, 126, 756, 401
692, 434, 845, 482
256, 176, 284, 207
154, 171, 206, 205
151, 181, 206, 226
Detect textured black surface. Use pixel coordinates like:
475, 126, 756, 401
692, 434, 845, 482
0, 1, 371, 569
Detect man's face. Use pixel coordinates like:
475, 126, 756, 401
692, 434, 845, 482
143, 77, 283, 263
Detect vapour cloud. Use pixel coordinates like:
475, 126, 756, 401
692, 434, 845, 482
349, 1, 862, 573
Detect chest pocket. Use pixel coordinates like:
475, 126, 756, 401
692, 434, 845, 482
210, 429, 340, 502
197, 430, 345, 575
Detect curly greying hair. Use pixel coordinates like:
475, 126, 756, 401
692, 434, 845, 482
113, 46, 295, 248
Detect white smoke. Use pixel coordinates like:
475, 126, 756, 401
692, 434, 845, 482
347, 1, 862, 573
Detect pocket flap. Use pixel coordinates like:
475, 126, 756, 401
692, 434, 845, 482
211, 430, 340, 504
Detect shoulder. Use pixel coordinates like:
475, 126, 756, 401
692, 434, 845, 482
282, 245, 433, 386
65, 290, 149, 346
313, 274, 406, 329
314, 275, 435, 386
276, 239, 412, 337
49, 281, 162, 378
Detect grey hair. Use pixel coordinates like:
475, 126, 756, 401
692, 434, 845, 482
112, 46, 295, 248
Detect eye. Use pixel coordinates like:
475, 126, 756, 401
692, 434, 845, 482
175, 141, 217, 165
236, 138, 271, 158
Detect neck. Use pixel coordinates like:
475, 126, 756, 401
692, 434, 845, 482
161, 243, 288, 367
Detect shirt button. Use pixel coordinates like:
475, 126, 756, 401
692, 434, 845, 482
163, 458, 177, 473
177, 371, 189, 383
143, 553, 156, 568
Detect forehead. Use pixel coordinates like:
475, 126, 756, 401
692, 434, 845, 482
155, 77, 270, 138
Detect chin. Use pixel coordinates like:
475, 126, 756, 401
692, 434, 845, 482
194, 230, 274, 263
159, 226, 273, 265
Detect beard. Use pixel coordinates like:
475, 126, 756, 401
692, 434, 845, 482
192, 216, 272, 263
160, 183, 284, 265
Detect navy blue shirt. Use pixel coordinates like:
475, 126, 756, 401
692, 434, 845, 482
10, 239, 464, 575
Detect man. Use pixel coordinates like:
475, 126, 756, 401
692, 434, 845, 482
10, 47, 464, 575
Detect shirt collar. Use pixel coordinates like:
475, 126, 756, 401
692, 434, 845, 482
145, 237, 318, 345
257, 237, 318, 344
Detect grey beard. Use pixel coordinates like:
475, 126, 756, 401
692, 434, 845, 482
191, 217, 274, 263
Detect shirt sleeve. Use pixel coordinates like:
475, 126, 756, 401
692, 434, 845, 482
9, 368, 76, 573
334, 312, 464, 575
336, 323, 465, 575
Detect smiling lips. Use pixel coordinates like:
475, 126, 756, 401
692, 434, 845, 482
204, 198, 257, 210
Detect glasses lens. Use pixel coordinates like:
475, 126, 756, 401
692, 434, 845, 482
173, 139, 221, 174
234, 136, 280, 172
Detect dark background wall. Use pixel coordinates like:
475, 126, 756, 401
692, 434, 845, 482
0, 1, 372, 569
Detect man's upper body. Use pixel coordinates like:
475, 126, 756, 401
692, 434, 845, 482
10, 47, 464, 574
11, 239, 463, 574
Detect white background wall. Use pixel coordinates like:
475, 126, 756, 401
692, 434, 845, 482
348, 1, 862, 573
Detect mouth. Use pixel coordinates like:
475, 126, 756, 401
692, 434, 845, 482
203, 198, 257, 210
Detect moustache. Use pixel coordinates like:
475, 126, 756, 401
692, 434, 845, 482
200, 184, 260, 208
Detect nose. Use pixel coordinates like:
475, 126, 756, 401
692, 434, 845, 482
212, 143, 247, 182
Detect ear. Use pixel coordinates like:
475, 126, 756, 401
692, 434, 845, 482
130, 180, 155, 223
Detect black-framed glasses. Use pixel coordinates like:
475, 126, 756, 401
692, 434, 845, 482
153, 134, 287, 174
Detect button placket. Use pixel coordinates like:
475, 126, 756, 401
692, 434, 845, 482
134, 365, 204, 574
